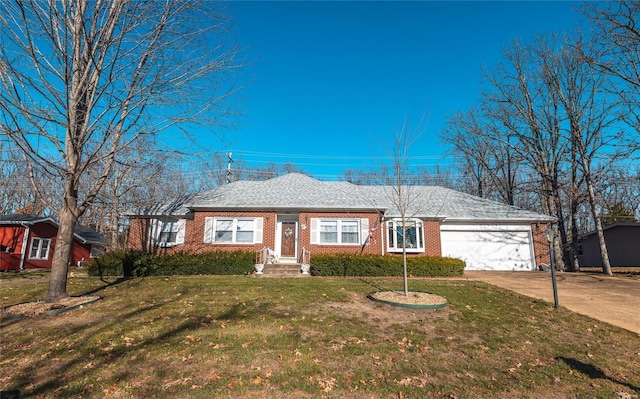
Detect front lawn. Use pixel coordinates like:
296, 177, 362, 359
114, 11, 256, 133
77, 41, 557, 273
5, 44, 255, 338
0, 269, 51, 281
1, 276, 638, 398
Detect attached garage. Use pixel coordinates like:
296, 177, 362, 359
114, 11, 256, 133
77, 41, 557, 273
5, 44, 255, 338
440, 224, 536, 271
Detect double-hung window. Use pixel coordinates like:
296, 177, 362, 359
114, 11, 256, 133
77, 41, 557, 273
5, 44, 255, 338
154, 218, 185, 246
29, 238, 51, 260
317, 219, 361, 245
387, 219, 425, 253
214, 218, 254, 243
204, 217, 263, 244
159, 220, 179, 244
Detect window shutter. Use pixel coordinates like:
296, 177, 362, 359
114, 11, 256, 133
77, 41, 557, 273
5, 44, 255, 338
151, 219, 161, 242
360, 218, 369, 244
203, 217, 214, 243
176, 219, 186, 244
254, 217, 263, 243
310, 218, 319, 244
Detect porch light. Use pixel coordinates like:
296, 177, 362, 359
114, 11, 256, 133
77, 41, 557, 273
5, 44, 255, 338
543, 227, 553, 243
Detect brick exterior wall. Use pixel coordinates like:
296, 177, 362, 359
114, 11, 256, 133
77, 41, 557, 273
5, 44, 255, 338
299, 212, 382, 256
531, 222, 551, 268
423, 220, 442, 256
127, 212, 447, 259
128, 211, 277, 257
127, 212, 548, 266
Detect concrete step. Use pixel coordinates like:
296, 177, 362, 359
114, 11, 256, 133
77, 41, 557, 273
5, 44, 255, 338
255, 263, 310, 277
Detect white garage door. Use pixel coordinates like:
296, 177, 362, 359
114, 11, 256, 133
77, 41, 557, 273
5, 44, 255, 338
441, 226, 535, 271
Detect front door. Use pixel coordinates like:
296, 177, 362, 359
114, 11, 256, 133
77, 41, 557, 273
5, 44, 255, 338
280, 222, 297, 258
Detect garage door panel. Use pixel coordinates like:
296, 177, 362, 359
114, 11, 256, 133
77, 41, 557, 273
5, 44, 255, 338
441, 230, 534, 271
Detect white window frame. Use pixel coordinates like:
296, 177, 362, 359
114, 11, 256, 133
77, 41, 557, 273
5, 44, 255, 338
29, 237, 51, 260
387, 219, 425, 253
316, 218, 362, 245
153, 218, 185, 247
204, 217, 263, 244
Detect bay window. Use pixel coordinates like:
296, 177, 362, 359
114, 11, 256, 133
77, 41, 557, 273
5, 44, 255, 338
387, 219, 425, 253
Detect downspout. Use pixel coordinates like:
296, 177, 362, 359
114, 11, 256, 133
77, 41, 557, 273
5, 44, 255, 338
380, 215, 385, 256
19, 222, 30, 271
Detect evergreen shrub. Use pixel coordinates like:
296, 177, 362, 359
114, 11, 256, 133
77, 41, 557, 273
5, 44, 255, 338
310, 254, 465, 277
88, 250, 255, 277
88, 249, 146, 277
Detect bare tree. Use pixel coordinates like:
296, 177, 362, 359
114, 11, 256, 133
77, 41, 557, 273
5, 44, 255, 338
0, 144, 59, 216
598, 166, 640, 224
581, 1, 640, 141
480, 39, 570, 270
443, 106, 523, 206
538, 33, 628, 275
377, 117, 428, 296
0, 0, 242, 301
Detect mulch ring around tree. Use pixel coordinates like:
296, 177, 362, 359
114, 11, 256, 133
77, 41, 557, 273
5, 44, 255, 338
2, 296, 102, 318
368, 290, 448, 309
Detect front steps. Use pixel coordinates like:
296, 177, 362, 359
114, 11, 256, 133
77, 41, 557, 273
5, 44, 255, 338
254, 263, 310, 277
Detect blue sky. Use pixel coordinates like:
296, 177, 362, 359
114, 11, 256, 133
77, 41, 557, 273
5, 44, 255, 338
192, 1, 587, 180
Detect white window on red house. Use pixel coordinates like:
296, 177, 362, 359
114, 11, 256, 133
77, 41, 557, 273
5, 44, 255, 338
203, 217, 264, 244
153, 218, 186, 246
311, 218, 368, 245
29, 237, 51, 259
387, 219, 425, 253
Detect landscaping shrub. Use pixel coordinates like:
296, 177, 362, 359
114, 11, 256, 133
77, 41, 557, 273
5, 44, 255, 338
88, 250, 255, 277
88, 249, 146, 277
310, 254, 465, 277
139, 250, 255, 276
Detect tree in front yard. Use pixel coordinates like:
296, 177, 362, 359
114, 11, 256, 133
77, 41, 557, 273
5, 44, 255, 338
0, 0, 242, 301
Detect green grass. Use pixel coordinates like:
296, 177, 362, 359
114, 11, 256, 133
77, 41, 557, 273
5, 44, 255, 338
1, 276, 639, 398
0, 269, 51, 280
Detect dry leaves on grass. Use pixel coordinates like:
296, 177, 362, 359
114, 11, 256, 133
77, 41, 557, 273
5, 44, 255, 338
3, 296, 101, 317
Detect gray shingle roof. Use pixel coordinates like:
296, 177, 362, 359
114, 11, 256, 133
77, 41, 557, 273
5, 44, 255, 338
125, 194, 197, 217
186, 173, 378, 211
181, 173, 553, 222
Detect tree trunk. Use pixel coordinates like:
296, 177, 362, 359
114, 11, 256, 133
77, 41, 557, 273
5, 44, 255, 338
402, 230, 409, 296
46, 203, 78, 302
543, 176, 566, 271
586, 177, 612, 275
570, 213, 581, 272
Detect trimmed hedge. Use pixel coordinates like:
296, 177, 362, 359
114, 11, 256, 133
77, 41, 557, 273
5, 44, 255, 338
87, 249, 147, 277
88, 250, 255, 277
310, 254, 465, 277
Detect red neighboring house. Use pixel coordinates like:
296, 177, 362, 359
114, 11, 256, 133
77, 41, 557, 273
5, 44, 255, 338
0, 214, 105, 271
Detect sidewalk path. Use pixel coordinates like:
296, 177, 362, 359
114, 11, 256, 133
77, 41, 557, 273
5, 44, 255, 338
463, 271, 640, 335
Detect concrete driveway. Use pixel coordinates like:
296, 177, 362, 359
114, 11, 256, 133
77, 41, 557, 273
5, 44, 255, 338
462, 271, 640, 335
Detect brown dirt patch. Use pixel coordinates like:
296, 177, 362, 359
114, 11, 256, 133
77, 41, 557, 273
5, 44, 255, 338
323, 292, 450, 330
2, 296, 101, 317
369, 290, 448, 306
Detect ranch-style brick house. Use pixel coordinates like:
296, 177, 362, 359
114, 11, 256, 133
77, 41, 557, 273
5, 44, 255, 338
127, 173, 554, 271
0, 214, 105, 271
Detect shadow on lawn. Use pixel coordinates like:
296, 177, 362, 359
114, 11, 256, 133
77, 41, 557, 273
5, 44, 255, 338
79, 276, 132, 296
13, 295, 277, 398
557, 356, 640, 393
